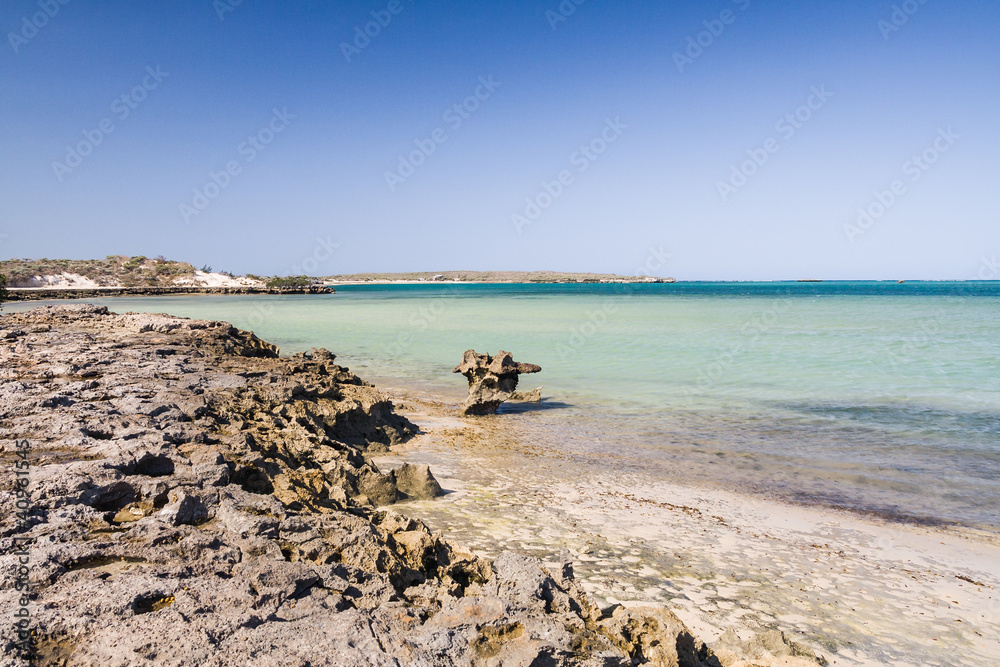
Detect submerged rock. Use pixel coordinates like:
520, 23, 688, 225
453, 349, 542, 415
392, 462, 443, 500
510, 386, 542, 402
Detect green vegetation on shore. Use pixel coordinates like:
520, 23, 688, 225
265, 275, 315, 289
0, 256, 201, 287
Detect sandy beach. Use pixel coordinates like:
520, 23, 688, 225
372, 384, 1000, 667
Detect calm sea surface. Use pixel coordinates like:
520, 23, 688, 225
10, 282, 1000, 531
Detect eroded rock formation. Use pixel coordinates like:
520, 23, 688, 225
0, 306, 824, 666
453, 349, 542, 415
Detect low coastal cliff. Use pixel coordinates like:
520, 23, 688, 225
0, 305, 821, 666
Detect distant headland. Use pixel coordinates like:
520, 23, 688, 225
0, 257, 676, 301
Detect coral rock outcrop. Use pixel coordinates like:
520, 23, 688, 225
453, 349, 542, 415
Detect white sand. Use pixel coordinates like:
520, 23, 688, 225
16, 272, 102, 288
13, 271, 265, 289
372, 389, 1000, 667
171, 271, 265, 287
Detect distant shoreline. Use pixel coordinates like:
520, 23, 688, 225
325, 279, 674, 285
8, 279, 999, 303
323, 270, 676, 284
5, 285, 334, 302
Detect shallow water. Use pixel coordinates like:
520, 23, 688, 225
10, 281, 1000, 531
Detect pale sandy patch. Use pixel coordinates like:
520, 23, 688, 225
372, 386, 1000, 667
18, 272, 102, 288
172, 271, 265, 287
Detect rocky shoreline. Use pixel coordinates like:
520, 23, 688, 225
0, 305, 822, 666
6, 286, 334, 302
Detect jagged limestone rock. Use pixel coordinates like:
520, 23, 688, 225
453, 349, 542, 415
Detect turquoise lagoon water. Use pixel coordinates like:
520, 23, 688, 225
11, 282, 1000, 531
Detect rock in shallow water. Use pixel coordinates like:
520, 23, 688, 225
392, 462, 443, 500
453, 349, 542, 415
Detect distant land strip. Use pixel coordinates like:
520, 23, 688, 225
326, 270, 675, 283
6, 286, 334, 302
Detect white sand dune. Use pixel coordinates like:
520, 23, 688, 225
16, 272, 102, 288
14, 270, 265, 289
172, 271, 265, 288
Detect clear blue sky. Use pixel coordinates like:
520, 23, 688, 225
2, 0, 998, 280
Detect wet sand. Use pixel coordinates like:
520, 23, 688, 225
372, 385, 1000, 667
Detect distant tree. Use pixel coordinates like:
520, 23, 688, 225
200, 265, 213, 273
0, 274, 7, 310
